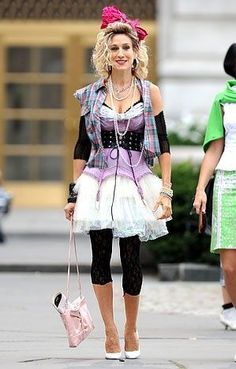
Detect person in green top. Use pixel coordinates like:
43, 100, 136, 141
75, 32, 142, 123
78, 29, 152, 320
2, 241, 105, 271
193, 43, 236, 356
217, 45, 236, 332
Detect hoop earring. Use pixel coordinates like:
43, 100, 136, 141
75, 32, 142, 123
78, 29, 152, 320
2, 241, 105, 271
106, 63, 112, 73
132, 58, 139, 70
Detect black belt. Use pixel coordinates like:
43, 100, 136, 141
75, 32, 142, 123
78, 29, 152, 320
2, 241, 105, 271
101, 130, 143, 152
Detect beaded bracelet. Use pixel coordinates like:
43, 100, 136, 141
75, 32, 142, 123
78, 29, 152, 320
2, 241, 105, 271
160, 193, 173, 200
161, 186, 173, 195
160, 186, 173, 200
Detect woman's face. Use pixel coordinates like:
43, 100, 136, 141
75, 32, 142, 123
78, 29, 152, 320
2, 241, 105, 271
108, 34, 135, 72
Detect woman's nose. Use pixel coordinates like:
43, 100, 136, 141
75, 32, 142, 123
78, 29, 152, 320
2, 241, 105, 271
117, 48, 124, 58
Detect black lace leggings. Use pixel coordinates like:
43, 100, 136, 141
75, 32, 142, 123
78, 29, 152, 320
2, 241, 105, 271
89, 229, 143, 296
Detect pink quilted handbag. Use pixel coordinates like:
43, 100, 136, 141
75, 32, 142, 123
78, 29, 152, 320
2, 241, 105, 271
52, 221, 94, 347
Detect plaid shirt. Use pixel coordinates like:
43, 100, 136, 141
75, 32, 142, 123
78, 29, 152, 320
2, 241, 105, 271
74, 78, 161, 168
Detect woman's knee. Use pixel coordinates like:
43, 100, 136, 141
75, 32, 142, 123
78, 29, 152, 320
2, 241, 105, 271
123, 276, 142, 295
221, 250, 236, 278
91, 261, 112, 285
222, 263, 236, 278
120, 235, 142, 295
122, 258, 143, 295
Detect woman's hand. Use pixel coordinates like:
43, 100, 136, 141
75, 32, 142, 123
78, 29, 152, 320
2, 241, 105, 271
153, 195, 172, 220
193, 189, 207, 214
64, 203, 75, 220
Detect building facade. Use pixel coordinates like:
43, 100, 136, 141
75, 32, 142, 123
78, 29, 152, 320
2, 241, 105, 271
158, 0, 236, 121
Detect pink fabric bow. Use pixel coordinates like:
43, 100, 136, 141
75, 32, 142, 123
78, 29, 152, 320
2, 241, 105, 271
101, 6, 148, 41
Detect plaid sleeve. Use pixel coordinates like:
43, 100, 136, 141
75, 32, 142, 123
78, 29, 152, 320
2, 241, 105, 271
74, 85, 91, 116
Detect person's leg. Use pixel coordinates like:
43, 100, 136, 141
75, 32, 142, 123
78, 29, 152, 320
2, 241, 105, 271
120, 235, 142, 357
219, 255, 236, 329
222, 286, 232, 305
220, 261, 232, 304
220, 286, 236, 329
0, 216, 5, 243
220, 250, 236, 306
90, 229, 121, 356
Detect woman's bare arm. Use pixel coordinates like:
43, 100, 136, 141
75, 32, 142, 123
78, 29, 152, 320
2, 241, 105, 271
193, 138, 224, 213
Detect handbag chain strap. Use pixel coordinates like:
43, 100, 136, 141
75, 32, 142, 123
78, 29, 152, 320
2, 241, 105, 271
66, 219, 82, 300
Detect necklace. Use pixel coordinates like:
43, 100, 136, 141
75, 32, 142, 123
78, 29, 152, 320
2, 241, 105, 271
109, 79, 145, 168
109, 78, 136, 137
113, 82, 132, 95
109, 77, 134, 101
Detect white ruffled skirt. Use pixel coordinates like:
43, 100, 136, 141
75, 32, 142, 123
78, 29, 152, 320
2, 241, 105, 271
73, 173, 169, 241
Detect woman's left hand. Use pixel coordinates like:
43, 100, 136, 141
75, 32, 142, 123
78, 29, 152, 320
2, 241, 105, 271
153, 195, 172, 220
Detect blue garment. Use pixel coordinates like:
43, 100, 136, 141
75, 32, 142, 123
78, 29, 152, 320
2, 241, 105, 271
0, 187, 11, 215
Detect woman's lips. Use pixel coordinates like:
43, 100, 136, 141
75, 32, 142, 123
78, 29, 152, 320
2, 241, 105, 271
116, 60, 127, 65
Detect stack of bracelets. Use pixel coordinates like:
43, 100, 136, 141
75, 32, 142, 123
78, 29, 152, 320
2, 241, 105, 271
160, 184, 173, 200
67, 182, 77, 203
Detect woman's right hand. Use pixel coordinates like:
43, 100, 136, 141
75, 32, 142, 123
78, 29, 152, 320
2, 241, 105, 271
64, 202, 75, 220
193, 189, 207, 214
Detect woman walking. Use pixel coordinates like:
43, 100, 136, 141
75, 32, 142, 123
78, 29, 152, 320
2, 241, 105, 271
193, 43, 236, 359
64, 6, 172, 360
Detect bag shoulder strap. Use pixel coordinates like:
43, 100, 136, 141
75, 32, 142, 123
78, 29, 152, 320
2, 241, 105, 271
66, 220, 82, 300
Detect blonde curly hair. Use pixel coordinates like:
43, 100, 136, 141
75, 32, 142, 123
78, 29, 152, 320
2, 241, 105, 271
92, 22, 148, 80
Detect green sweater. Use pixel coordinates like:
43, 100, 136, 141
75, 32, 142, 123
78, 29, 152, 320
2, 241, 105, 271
203, 79, 236, 152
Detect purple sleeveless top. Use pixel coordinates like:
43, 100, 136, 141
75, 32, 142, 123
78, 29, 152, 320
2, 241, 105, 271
83, 103, 152, 184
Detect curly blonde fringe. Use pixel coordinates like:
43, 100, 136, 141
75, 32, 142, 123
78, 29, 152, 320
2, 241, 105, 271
92, 22, 148, 80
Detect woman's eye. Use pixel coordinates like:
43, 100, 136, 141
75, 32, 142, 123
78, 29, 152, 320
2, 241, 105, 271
110, 47, 118, 51
123, 46, 130, 50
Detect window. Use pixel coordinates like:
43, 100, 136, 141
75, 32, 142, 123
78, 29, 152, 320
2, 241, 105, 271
6, 83, 63, 109
5, 156, 31, 180
4, 46, 65, 181
39, 47, 64, 73
7, 46, 64, 73
6, 119, 64, 145
7, 47, 31, 73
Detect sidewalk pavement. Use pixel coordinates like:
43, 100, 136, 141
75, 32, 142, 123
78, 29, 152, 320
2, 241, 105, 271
1, 209, 236, 368
1, 272, 236, 369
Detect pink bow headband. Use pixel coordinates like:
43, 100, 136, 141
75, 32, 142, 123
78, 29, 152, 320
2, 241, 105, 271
100, 6, 148, 41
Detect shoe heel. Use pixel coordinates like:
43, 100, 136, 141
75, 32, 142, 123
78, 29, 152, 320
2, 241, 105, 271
105, 352, 122, 360
220, 320, 229, 330
124, 349, 140, 359
124, 331, 140, 359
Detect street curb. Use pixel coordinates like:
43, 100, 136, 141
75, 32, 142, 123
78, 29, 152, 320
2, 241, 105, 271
0, 262, 220, 281
158, 263, 220, 281
0, 264, 157, 274
0, 264, 122, 273
6, 233, 68, 239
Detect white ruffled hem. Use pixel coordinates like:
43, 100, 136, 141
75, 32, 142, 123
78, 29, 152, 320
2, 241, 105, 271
73, 173, 169, 241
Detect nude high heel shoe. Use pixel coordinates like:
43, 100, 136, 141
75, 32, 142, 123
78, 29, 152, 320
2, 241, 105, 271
105, 333, 122, 360
124, 331, 140, 359
105, 351, 122, 360
124, 348, 140, 359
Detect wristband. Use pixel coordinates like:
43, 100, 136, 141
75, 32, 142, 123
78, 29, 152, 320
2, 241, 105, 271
67, 182, 77, 203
